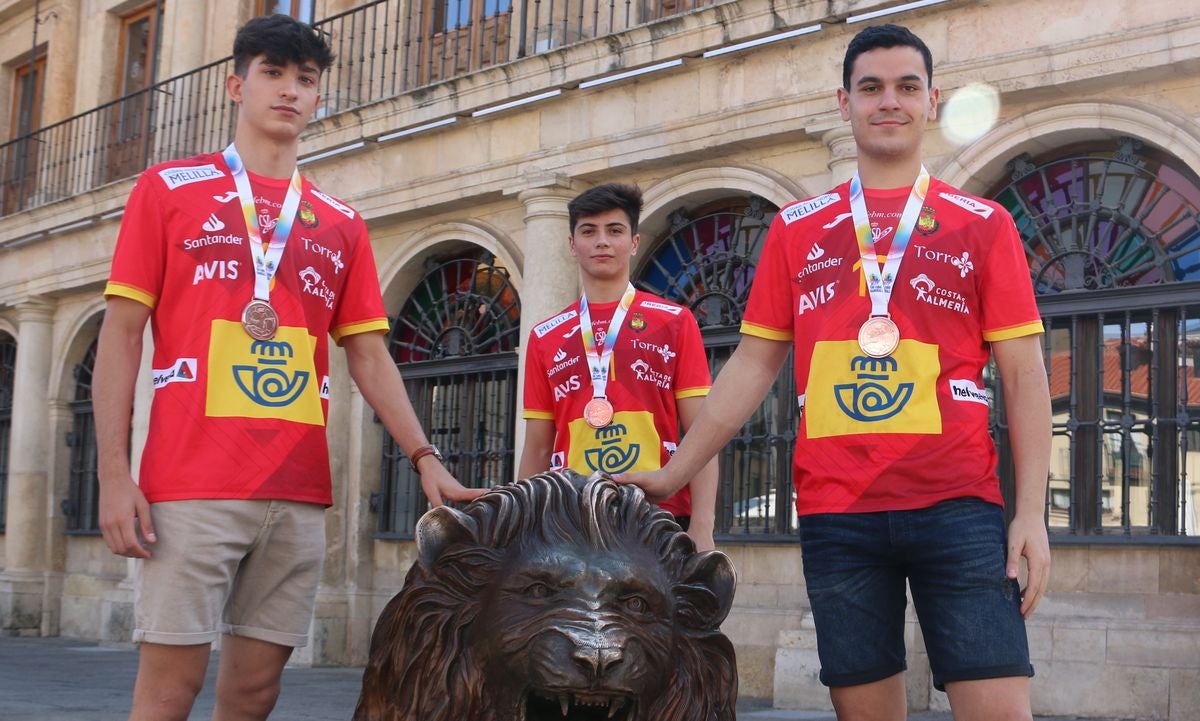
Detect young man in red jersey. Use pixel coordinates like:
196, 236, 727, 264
94, 15, 483, 721
620, 24, 1051, 721
518, 183, 718, 551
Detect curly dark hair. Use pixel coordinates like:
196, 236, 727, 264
354, 471, 738, 721
233, 14, 334, 77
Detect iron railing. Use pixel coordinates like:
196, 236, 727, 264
0, 0, 715, 217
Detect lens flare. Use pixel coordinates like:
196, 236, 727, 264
941, 83, 1000, 146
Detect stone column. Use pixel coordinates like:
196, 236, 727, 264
0, 298, 55, 634
823, 126, 858, 187
514, 186, 580, 479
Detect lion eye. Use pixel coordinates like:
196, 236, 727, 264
526, 582, 553, 599
621, 595, 649, 613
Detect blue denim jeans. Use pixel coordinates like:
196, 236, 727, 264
797, 497, 1033, 690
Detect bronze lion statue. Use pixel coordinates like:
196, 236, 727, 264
354, 470, 738, 721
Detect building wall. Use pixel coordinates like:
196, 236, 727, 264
1, 0, 1198, 717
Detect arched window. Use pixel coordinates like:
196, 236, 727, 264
989, 138, 1200, 537
635, 196, 798, 537
65, 336, 100, 533
376, 252, 522, 536
0, 332, 15, 533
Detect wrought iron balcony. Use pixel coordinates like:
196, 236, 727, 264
0, 0, 712, 218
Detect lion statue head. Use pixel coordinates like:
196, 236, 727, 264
354, 470, 738, 721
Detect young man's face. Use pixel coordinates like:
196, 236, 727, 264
837, 45, 939, 167
568, 208, 641, 283
227, 55, 322, 142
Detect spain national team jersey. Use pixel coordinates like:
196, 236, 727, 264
523, 291, 711, 517
742, 177, 1043, 515
105, 152, 389, 505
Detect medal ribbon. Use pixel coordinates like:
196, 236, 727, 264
221, 143, 303, 304
578, 282, 637, 401
849, 166, 930, 317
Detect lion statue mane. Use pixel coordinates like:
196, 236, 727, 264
353, 470, 738, 721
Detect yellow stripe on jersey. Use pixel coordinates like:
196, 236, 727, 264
104, 281, 157, 309
983, 320, 1044, 343
740, 321, 793, 341
523, 409, 555, 420
674, 386, 711, 400
332, 318, 390, 344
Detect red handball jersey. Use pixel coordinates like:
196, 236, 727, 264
523, 291, 711, 517
742, 177, 1043, 515
105, 152, 389, 505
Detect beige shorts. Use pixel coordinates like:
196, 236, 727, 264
133, 499, 325, 648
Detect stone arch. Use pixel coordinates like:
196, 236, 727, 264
51, 299, 108, 404
638, 165, 805, 246
376, 220, 523, 313
939, 101, 1200, 195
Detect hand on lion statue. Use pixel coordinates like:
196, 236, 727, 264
354, 470, 738, 721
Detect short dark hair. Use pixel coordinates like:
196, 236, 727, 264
568, 183, 644, 235
233, 14, 334, 77
842, 23, 933, 90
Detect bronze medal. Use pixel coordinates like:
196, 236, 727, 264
241, 299, 279, 341
583, 397, 615, 429
858, 316, 900, 358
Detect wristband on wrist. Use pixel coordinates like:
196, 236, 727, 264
408, 444, 443, 473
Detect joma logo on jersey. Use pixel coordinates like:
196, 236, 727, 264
233, 340, 310, 407
833, 355, 914, 422
193, 260, 239, 285
798, 282, 836, 315
553, 375, 581, 401
584, 423, 640, 474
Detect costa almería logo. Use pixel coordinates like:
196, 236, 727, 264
630, 359, 672, 389
910, 273, 971, 315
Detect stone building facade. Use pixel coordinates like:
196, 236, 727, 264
0, 0, 1197, 717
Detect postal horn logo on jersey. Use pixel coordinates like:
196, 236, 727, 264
158, 164, 225, 190
583, 423, 641, 474
834, 356, 914, 422
206, 321, 323, 425
567, 411, 659, 475
782, 193, 840, 226
804, 340, 942, 438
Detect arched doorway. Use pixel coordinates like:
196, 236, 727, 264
65, 336, 100, 533
635, 195, 797, 536
0, 332, 15, 533
375, 252, 522, 536
989, 137, 1200, 536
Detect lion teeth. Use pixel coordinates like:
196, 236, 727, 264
608, 698, 624, 718
559, 694, 569, 716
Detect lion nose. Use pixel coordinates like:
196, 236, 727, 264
573, 646, 624, 678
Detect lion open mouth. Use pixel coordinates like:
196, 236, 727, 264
524, 690, 636, 720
